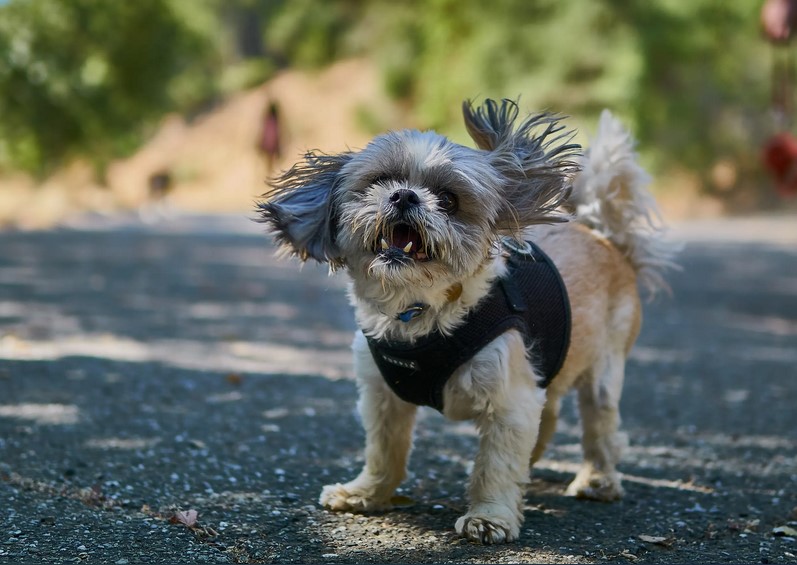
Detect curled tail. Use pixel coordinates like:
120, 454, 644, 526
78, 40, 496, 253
571, 110, 679, 297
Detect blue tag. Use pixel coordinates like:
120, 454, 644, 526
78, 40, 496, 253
397, 303, 426, 322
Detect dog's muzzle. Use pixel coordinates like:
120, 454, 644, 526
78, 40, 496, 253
375, 223, 432, 262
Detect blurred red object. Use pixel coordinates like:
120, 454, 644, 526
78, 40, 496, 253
762, 132, 797, 195
762, 0, 797, 44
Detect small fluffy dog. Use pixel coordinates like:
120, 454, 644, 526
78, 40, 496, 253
258, 99, 675, 544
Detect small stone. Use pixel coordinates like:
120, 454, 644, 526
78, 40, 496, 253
772, 525, 797, 537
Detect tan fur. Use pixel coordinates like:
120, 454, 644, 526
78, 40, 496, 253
527, 222, 641, 500
262, 105, 675, 545
534, 222, 641, 395
320, 222, 644, 543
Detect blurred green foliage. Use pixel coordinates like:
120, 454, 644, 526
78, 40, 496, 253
0, 0, 779, 191
355, 0, 771, 184
0, 0, 220, 175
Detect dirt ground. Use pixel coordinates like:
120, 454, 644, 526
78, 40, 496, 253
0, 212, 795, 564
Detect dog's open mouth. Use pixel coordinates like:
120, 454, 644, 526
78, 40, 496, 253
375, 223, 432, 262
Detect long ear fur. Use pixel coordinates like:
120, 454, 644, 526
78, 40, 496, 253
462, 98, 580, 231
256, 151, 353, 267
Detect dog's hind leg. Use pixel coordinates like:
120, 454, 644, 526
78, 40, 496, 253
320, 332, 417, 512
565, 346, 628, 501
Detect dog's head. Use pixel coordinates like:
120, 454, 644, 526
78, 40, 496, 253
258, 99, 579, 289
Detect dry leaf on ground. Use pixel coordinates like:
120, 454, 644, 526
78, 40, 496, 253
169, 509, 198, 528
638, 534, 675, 547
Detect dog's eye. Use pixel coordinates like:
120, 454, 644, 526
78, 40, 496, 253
438, 191, 458, 214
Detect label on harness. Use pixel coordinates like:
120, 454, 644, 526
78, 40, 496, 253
379, 353, 419, 372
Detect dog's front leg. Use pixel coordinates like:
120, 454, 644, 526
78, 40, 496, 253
320, 331, 417, 512
453, 333, 546, 544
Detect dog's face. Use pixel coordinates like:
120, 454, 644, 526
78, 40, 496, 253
333, 129, 505, 286
259, 99, 578, 292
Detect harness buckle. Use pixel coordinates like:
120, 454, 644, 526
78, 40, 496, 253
500, 237, 535, 257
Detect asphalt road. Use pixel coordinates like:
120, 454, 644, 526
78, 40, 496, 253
0, 212, 796, 564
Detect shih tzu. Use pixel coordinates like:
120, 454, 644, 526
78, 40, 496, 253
257, 99, 676, 544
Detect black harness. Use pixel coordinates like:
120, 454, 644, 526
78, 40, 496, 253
365, 239, 571, 412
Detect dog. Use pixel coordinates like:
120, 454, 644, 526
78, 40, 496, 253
257, 99, 676, 544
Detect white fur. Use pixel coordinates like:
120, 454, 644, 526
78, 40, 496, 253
349, 250, 507, 341
320, 330, 545, 543
571, 110, 679, 296
261, 100, 675, 545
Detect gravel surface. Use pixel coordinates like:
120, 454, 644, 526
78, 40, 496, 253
1, 212, 796, 564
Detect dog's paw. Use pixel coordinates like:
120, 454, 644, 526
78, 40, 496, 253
455, 509, 519, 544
565, 469, 624, 502
319, 482, 391, 512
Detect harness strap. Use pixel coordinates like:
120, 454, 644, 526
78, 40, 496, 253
366, 240, 570, 412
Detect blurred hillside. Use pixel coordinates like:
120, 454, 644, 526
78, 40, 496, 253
0, 58, 399, 228
1, 0, 795, 228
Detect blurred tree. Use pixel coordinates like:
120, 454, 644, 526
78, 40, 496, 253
264, 0, 360, 68
606, 1, 769, 179
0, 0, 218, 176
0, 0, 778, 199
354, 0, 770, 190
356, 0, 641, 130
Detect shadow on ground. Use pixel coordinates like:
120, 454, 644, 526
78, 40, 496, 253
1, 216, 796, 563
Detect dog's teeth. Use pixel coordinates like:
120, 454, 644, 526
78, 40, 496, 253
403, 241, 413, 253
381, 238, 389, 251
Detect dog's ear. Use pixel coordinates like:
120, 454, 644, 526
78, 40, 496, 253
462, 98, 580, 230
257, 151, 353, 267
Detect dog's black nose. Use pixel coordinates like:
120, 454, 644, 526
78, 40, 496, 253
389, 189, 420, 210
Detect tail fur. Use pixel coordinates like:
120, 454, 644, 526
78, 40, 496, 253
571, 110, 678, 297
